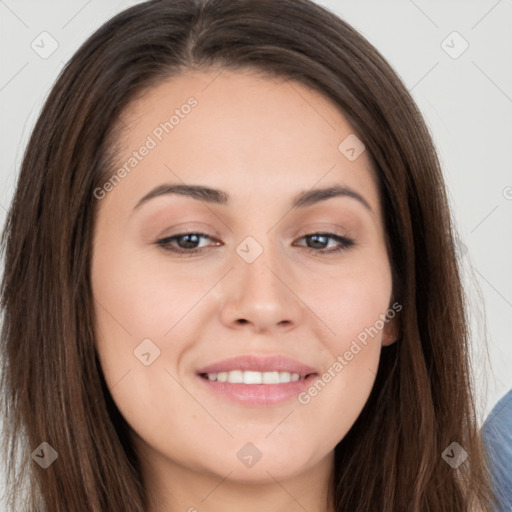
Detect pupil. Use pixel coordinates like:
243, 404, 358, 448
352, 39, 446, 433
309, 234, 327, 248
179, 234, 199, 248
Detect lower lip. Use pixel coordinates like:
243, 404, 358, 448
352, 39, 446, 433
196, 373, 318, 407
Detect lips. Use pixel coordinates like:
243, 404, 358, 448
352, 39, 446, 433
195, 354, 318, 378
195, 354, 319, 406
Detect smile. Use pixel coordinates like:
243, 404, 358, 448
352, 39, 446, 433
200, 370, 310, 384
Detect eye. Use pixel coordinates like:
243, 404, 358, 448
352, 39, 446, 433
294, 233, 356, 254
156, 231, 355, 255
156, 232, 218, 254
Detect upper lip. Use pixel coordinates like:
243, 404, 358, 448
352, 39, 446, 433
196, 354, 318, 377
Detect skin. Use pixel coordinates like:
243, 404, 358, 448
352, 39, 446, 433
91, 68, 399, 512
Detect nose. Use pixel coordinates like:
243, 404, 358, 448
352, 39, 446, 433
219, 247, 305, 335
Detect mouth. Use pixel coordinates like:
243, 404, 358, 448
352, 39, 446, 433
195, 371, 318, 407
198, 370, 316, 384
194, 354, 319, 407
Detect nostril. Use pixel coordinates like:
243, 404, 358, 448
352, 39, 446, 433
237, 319, 249, 325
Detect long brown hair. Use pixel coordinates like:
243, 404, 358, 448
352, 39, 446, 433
0, 0, 497, 510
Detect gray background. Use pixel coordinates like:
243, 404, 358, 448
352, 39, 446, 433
1, 0, 511, 505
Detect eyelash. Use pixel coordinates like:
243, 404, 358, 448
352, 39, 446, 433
155, 231, 356, 256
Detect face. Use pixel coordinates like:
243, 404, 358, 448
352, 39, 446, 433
91, 68, 398, 490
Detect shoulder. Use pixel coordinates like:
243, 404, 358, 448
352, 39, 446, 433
482, 388, 512, 441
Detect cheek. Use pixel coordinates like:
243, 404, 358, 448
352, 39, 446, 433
90, 237, 204, 401
308, 255, 393, 349
297, 255, 392, 412
90, 242, 203, 448
92, 243, 202, 339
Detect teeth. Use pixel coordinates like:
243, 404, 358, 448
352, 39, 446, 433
205, 370, 304, 384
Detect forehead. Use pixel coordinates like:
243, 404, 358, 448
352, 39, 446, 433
104, 68, 381, 218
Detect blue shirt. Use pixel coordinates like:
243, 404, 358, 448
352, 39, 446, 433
482, 389, 512, 512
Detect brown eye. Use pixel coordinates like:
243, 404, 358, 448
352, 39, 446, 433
295, 233, 356, 254
156, 232, 218, 254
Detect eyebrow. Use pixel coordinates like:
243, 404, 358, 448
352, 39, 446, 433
132, 183, 373, 213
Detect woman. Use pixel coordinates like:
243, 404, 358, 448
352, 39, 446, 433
0, 0, 498, 510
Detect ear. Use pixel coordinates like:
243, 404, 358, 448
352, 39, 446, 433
381, 313, 400, 347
